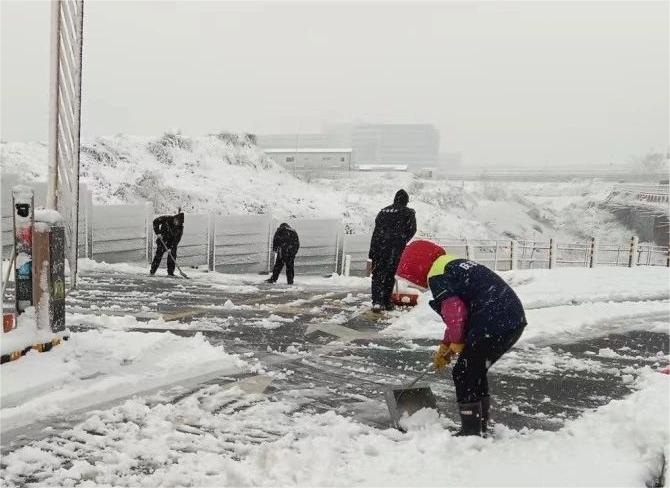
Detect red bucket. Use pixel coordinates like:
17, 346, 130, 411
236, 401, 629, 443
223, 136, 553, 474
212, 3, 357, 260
391, 292, 419, 307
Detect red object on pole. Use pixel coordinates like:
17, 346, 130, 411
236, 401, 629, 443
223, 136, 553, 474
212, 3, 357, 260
3, 312, 16, 333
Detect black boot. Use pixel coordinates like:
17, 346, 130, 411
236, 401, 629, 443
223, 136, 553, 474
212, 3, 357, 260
265, 277, 276, 283
481, 396, 490, 437
455, 401, 482, 437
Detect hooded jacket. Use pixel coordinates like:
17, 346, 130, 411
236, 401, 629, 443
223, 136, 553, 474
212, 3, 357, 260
153, 213, 184, 247
272, 223, 300, 256
368, 189, 416, 261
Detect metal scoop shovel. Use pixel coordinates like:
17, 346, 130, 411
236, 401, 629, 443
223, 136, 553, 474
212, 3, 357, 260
384, 364, 438, 431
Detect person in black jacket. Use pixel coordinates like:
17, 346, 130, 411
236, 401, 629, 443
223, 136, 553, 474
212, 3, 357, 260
266, 223, 300, 284
368, 189, 416, 312
150, 211, 184, 276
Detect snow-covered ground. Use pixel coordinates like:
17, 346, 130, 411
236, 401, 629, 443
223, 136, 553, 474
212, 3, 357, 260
2, 370, 666, 487
384, 267, 670, 343
1, 263, 668, 486
1, 135, 633, 241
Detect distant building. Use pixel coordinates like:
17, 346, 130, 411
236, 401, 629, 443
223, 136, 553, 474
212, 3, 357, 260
352, 124, 439, 167
356, 164, 408, 172
258, 123, 441, 169
257, 134, 335, 150
265, 148, 352, 173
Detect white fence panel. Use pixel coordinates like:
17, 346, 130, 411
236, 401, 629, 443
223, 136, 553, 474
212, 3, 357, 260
92, 204, 149, 263
214, 215, 271, 274
283, 218, 341, 275
172, 213, 209, 268
342, 233, 372, 276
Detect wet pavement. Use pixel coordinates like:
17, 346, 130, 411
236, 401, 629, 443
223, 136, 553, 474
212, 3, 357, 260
2, 268, 669, 457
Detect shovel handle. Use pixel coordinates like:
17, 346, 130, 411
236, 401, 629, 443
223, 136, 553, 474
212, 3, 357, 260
405, 363, 434, 389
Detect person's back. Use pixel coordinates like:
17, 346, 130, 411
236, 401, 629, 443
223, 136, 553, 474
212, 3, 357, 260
370, 190, 416, 257
428, 258, 525, 332
150, 211, 185, 276
274, 224, 299, 256
368, 189, 416, 311
267, 223, 300, 284
154, 213, 184, 246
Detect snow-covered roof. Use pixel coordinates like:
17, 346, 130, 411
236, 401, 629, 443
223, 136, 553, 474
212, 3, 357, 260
264, 148, 352, 154
356, 164, 408, 171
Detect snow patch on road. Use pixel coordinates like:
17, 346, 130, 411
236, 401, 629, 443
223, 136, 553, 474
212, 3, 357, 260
1, 329, 248, 434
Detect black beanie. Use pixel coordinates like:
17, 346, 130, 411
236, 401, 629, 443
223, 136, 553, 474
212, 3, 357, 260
393, 189, 409, 207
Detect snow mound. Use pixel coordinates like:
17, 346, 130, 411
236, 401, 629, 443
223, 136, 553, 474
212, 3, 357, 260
2, 133, 633, 239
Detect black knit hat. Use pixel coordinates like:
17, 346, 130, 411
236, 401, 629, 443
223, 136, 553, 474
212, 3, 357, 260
394, 189, 409, 207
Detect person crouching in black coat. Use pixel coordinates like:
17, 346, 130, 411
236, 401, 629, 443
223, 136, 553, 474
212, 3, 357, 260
150, 211, 184, 276
266, 223, 300, 285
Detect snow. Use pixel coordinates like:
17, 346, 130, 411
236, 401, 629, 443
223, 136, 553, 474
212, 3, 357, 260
1, 370, 666, 487
1, 136, 634, 241
33, 208, 64, 224
0, 307, 66, 355
1, 328, 248, 434
77, 257, 371, 291
382, 266, 670, 343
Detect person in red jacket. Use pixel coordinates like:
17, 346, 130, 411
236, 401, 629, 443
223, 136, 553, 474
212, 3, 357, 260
396, 239, 526, 436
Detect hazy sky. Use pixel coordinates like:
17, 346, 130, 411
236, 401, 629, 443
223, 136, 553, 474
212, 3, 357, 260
1, 1, 668, 166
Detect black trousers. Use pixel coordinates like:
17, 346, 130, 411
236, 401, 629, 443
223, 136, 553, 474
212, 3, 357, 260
452, 324, 525, 403
371, 247, 402, 306
150, 240, 177, 275
271, 251, 296, 284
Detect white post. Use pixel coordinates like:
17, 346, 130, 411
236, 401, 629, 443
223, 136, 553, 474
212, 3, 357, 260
207, 213, 215, 272
344, 254, 351, 277
46, 0, 62, 210
334, 227, 341, 273
589, 237, 597, 268
549, 238, 557, 269
145, 202, 153, 263
628, 236, 639, 267
493, 240, 499, 270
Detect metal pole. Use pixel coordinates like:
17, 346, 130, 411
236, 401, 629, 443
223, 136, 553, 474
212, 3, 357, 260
589, 237, 597, 268
47, 0, 62, 210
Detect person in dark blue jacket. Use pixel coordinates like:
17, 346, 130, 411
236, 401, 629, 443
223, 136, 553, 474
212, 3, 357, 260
396, 239, 526, 436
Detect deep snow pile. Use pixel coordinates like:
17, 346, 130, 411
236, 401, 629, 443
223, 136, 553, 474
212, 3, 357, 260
1, 134, 632, 241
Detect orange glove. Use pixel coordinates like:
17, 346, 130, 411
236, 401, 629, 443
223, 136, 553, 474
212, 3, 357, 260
432, 343, 464, 370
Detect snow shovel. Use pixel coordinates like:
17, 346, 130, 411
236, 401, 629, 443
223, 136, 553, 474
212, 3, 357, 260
384, 364, 438, 431
157, 236, 189, 279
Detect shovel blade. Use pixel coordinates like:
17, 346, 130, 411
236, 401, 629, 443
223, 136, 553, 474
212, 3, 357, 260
384, 385, 438, 430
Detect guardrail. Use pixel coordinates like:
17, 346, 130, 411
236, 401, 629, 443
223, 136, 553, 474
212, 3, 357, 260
426, 237, 669, 271
609, 184, 670, 205
3, 180, 669, 280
